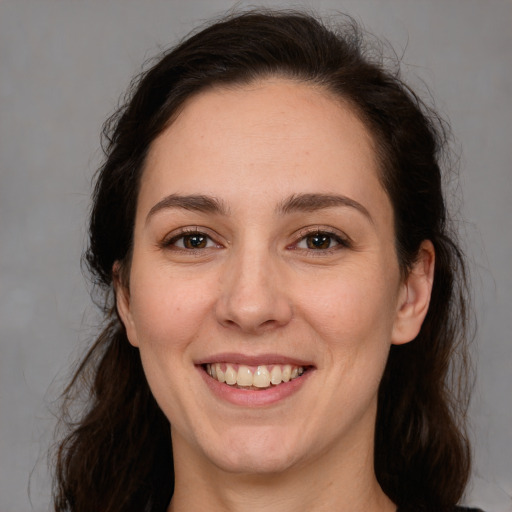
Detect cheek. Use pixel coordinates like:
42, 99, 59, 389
127, 268, 218, 421
128, 266, 217, 350
299, 265, 397, 334
298, 263, 399, 399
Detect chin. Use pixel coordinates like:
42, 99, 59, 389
212, 451, 299, 475
203, 428, 302, 475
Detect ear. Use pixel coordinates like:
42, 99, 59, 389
113, 261, 139, 347
392, 240, 435, 345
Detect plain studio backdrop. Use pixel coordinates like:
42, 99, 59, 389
0, 1, 510, 511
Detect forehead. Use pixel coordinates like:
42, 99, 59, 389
139, 79, 389, 221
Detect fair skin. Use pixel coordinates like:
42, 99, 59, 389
116, 79, 434, 512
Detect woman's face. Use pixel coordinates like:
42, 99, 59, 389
117, 79, 426, 476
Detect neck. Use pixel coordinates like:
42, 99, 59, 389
168, 430, 396, 512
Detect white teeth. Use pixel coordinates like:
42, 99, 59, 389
236, 365, 253, 387
270, 365, 282, 385
215, 363, 225, 383
205, 363, 305, 388
253, 366, 270, 388
224, 364, 237, 385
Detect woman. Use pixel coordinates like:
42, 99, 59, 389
53, 10, 480, 512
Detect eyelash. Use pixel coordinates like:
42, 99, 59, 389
160, 227, 351, 254
161, 228, 222, 251
291, 227, 351, 254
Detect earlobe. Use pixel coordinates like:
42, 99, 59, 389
391, 240, 435, 345
113, 262, 139, 347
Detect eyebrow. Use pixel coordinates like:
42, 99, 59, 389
146, 192, 373, 224
277, 193, 373, 223
146, 194, 229, 224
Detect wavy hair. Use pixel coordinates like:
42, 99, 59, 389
53, 10, 473, 512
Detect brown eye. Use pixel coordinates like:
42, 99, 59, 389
306, 233, 332, 249
165, 231, 217, 250
295, 230, 349, 252
182, 234, 208, 249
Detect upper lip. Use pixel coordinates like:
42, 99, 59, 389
194, 352, 315, 367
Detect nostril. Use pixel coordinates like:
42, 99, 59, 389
259, 319, 283, 331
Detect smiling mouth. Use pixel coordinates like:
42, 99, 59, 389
203, 363, 308, 390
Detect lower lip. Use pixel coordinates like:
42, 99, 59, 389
198, 366, 312, 407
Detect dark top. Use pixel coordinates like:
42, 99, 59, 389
397, 507, 483, 512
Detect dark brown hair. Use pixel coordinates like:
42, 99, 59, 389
53, 10, 473, 512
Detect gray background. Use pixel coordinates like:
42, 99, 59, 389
0, 0, 510, 510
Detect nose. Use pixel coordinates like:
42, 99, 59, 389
215, 247, 293, 334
